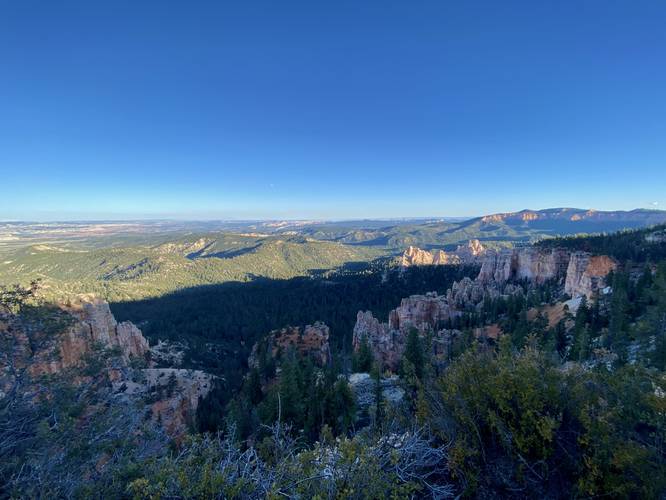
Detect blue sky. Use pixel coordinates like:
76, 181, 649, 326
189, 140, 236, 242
1, 1, 665, 220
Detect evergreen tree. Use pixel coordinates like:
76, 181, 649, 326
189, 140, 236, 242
608, 270, 631, 353
277, 351, 303, 425
648, 262, 666, 370
571, 297, 590, 361
353, 336, 374, 372
554, 319, 568, 359
330, 380, 355, 434
247, 368, 263, 405
511, 309, 530, 349
403, 328, 425, 380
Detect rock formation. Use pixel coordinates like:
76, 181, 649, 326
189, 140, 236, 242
111, 367, 214, 438
455, 239, 486, 260
446, 277, 487, 309
249, 322, 331, 369
348, 372, 405, 414
477, 247, 570, 285
400, 246, 460, 266
476, 246, 617, 300
388, 292, 454, 332
27, 295, 149, 376
357, 244, 618, 371
400, 240, 485, 267
353, 293, 459, 370
479, 208, 666, 225
0, 295, 212, 438
564, 253, 618, 299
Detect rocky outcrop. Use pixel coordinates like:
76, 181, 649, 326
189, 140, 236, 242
388, 292, 454, 332
446, 277, 487, 309
400, 246, 460, 266
249, 322, 331, 368
477, 247, 569, 285
564, 253, 618, 299
0, 295, 212, 439
357, 244, 618, 370
446, 277, 524, 310
353, 311, 400, 369
477, 247, 617, 297
353, 293, 458, 370
455, 239, 486, 260
348, 372, 405, 413
476, 246, 617, 300
112, 368, 214, 438
400, 240, 485, 267
28, 295, 149, 376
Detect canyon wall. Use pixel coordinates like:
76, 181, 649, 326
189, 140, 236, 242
478, 247, 616, 299
355, 245, 618, 369
477, 247, 570, 285
31, 295, 149, 376
564, 253, 617, 299
0, 295, 212, 438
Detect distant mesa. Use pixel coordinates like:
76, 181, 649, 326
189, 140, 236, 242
479, 207, 666, 225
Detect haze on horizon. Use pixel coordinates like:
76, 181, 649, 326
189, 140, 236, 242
1, 1, 665, 221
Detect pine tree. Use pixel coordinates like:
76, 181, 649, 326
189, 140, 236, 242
353, 336, 374, 372
247, 368, 263, 405
278, 351, 303, 425
608, 271, 630, 351
404, 328, 424, 380
649, 262, 666, 370
570, 297, 590, 361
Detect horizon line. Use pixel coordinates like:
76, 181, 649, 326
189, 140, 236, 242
2, 207, 665, 224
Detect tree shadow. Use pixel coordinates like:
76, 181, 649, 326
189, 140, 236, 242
109, 262, 478, 395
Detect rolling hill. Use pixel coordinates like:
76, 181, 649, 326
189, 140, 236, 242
1, 208, 664, 301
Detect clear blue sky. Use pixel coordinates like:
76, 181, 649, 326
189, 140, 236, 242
1, 1, 665, 220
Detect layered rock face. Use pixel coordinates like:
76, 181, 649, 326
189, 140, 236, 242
564, 253, 618, 299
30, 295, 149, 376
477, 248, 569, 285
353, 293, 457, 370
356, 244, 618, 371
456, 239, 486, 260
1, 295, 212, 438
400, 240, 485, 267
249, 322, 331, 368
388, 293, 453, 332
400, 246, 460, 266
477, 246, 617, 299
446, 277, 486, 309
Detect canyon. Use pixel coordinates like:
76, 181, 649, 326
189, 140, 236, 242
354, 244, 618, 369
